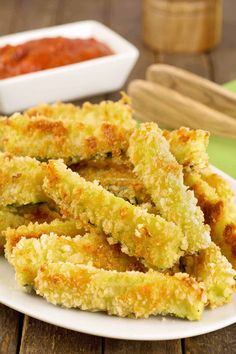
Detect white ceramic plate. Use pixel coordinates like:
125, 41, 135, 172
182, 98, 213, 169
0, 167, 235, 341
0, 21, 139, 114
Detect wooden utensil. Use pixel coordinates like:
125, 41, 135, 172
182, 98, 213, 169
142, 0, 222, 53
128, 79, 236, 138
147, 64, 236, 119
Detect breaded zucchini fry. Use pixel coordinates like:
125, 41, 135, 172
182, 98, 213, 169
12, 232, 145, 287
200, 168, 235, 204
43, 160, 186, 270
0, 98, 136, 163
0, 203, 59, 251
15, 203, 60, 223
0, 208, 28, 251
25, 95, 132, 123
184, 172, 236, 269
0, 153, 47, 206
163, 127, 209, 170
35, 262, 206, 320
128, 123, 210, 253
183, 242, 235, 308
5, 219, 81, 263
72, 158, 153, 208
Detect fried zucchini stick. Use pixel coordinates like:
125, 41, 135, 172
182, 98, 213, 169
0, 153, 47, 206
72, 158, 154, 209
200, 168, 235, 204
12, 232, 145, 287
73, 126, 210, 207
183, 242, 235, 308
35, 262, 206, 320
163, 127, 209, 171
0, 98, 136, 163
43, 160, 186, 270
0, 208, 28, 252
184, 172, 236, 269
25, 95, 132, 123
128, 123, 210, 253
5, 219, 81, 263
0, 203, 59, 251
15, 203, 60, 223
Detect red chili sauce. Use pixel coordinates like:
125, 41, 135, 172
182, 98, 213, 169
0, 37, 113, 79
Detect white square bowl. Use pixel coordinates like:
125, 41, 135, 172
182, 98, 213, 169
0, 21, 139, 114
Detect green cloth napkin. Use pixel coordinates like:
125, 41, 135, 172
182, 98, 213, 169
208, 82, 236, 179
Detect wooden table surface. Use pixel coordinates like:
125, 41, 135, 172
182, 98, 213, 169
0, 1, 236, 353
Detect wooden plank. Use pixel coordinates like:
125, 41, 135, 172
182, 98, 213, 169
19, 316, 101, 354
0, 304, 23, 354
0, 0, 16, 35
185, 324, 236, 354
210, 0, 236, 84
108, 0, 155, 87
58, 0, 107, 24
12, 0, 59, 32
104, 338, 182, 354
155, 53, 211, 79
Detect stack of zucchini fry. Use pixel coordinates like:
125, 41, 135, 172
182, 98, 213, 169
0, 94, 235, 321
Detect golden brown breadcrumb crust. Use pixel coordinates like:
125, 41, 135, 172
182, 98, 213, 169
1, 97, 136, 163
163, 127, 209, 170
4, 219, 81, 263
11, 232, 145, 287
183, 242, 235, 308
43, 160, 186, 270
71, 158, 153, 208
128, 123, 210, 254
0, 203, 60, 251
184, 172, 236, 269
0, 153, 47, 206
35, 262, 206, 320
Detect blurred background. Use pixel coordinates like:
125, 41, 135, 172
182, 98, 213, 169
1, 0, 236, 91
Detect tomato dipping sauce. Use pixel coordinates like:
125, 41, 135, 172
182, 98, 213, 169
0, 37, 113, 79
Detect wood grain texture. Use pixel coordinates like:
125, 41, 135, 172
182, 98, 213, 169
0, 304, 23, 354
108, 0, 155, 83
58, 0, 107, 24
0, 0, 17, 35
12, 0, 59, 32
210, 0, 236, 83
185, 323, 236, 354
128, 79, 236, 137
155, 53, 211, 79
147, 64, 236, 119
19, 316, 101, 354
142, 0, 222, 53
104, 338, 182, 354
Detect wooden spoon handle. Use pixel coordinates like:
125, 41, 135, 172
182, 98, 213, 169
128, 79, 236, 138
147, 64, 236, 120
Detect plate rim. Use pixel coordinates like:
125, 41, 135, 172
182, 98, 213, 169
0, 291, 235, 341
